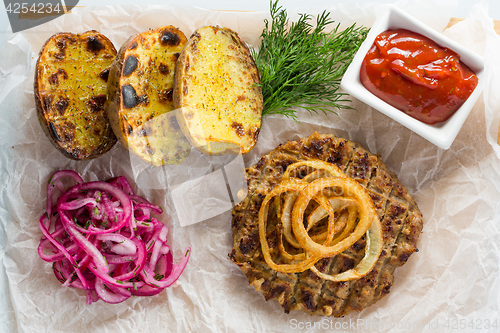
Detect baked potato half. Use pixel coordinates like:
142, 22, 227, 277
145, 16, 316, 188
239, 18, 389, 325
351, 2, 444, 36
34, 30, 117, 160
106, 26, 191, 166
173, 26, 263, 155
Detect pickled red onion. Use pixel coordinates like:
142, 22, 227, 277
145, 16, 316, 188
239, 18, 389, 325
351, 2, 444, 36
37, 170, 190, 304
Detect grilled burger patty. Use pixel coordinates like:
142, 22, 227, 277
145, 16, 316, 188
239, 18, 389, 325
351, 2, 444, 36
229, 132, 423, 317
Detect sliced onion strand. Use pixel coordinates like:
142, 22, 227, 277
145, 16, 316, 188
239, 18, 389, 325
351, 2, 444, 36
37, 170, 191, 304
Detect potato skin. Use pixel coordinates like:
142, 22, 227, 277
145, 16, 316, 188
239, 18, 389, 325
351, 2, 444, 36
106, 26, 191, 166
34, 30, 117, 160
173, 26, 263, 155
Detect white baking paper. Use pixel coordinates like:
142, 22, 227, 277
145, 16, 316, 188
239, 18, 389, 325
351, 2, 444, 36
1, 1, 500, 332
170, 152, 247, 227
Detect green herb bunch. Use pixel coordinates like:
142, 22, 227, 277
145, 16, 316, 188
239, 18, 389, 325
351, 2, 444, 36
253, 0, 369, 119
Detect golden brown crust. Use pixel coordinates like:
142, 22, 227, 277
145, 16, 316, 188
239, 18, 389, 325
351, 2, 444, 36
173, 26, 263, 155
35, 30, 117, 160
106, 26, 191, 166
230, 132, 423, 317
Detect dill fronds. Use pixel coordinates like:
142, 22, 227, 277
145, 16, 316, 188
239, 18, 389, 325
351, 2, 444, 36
253, 0, 369, 119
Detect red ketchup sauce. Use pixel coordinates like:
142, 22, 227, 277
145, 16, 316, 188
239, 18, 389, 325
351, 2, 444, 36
360, 29, 478, 125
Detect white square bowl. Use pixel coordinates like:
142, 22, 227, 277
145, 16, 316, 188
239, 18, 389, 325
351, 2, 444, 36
340, 5, 485, 149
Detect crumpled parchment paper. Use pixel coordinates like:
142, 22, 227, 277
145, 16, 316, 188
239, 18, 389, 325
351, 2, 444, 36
1, 1, 500, 332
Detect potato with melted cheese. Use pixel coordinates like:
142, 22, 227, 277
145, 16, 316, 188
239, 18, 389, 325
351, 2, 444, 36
34, 30, 117, 160
106, 26, 191, 166
173, 26, 263, 155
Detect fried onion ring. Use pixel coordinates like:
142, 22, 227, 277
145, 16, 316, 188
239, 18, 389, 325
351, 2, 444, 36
258, 159, 383, 281
258, 179, 321, 273
292, 177, 375, 257
310, 216, 382, 281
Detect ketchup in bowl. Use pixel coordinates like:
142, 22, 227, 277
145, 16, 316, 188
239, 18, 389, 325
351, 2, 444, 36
360, 29, 478, 125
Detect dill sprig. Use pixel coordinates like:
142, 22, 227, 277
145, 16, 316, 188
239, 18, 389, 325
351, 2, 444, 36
253, 0, 369, 119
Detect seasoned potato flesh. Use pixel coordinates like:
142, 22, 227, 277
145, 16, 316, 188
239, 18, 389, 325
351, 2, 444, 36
174, 26, 263, 155
35, 31, 117, 160
106, 26, 191, 166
